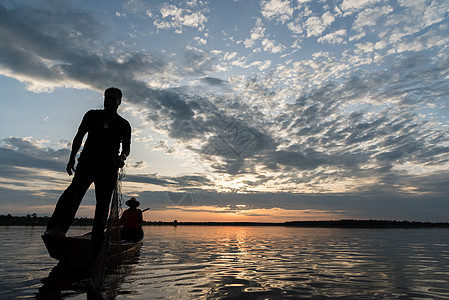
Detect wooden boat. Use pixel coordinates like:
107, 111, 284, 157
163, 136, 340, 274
42, 232, 143, 270
41, 177, 142, 298
42, 176, 143, 269
40, 231, 143, 299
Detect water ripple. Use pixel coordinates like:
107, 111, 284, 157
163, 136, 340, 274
118, 226, 449, 300
1, 226, 449, 299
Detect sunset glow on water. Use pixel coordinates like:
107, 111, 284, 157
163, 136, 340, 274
1, 226, 449, 299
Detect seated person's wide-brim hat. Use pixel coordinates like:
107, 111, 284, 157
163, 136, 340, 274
126, 197, 140, 207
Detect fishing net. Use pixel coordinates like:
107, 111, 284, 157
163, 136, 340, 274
91, 170, 128, 299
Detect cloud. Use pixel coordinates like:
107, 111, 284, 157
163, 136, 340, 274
0, 4, 232, 148
340, 0, 384, 13
125, 174, 178, 187
0, 137, 68, 174
153, 3, 208, 33
318, 29, 347, 44
136, 189, 449, 222
194, 35, 207, 45
388, 29, 449, 54
0, 1, 449, 221
225, 51, 449, 194
200, 77, 227, 86
261, 38, 286, 53
243, 18, 266, 48
122, 0, 152, 16
0, 137, 76, 206
261, 150, 328, 171
304, 11, 335, 37
261, 0, 294, 24
153, 140, 176, 154
130, 160, 147, 169
0, 4, 172, 91
287, 21, 303, 35
352, 5, 393, 32
397, 0, 449, 29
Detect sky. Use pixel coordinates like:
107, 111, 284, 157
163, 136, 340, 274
0, 0, 448, 223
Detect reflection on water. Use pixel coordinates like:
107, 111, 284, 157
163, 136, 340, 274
128, 226, 449, 299
0, 226, 448, 299
36, 263, 95, 299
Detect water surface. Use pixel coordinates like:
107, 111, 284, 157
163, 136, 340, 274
0, 226, 448, 299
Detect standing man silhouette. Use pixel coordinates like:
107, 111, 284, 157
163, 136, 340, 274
45, 87, 131, 255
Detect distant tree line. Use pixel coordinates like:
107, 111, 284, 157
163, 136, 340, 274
283, 219, 449, 228
0, 214, 93, 226
1, 215, 448, 228
142, 219, 449, 228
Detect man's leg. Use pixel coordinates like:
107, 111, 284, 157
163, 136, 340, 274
46, 163, 93, 236
91, 167, 118, 254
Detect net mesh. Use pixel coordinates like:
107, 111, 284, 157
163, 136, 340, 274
91, 170, 127, 299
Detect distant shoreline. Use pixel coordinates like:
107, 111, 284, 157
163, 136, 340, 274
1, 214, 448, 228
145, 220, 449, 228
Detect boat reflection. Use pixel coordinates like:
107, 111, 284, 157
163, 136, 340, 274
36, 247, 142, 300
36, 262, 98, 299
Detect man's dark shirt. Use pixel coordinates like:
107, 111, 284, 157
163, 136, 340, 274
78, 110, 131, 164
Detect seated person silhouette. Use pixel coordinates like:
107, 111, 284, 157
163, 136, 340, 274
120, 197, 144, 242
